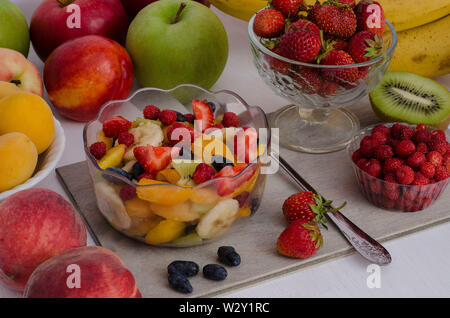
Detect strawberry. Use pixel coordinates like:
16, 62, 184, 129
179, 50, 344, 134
133, 145, 178, 174
434, 166, 449, 181
282, 191, 345, 227
360, 136, 375, 157
362, 158, 382, 177
266, 45, 291, 74
352, 149, 362, 163
413, 129, 431, 144
371, 131, 387, 146
279, 29, 322, 63
411, 172, 429, 186
406, 152, 426, 169
192, 99, 214, 132
426, 151, 443, 167
323, 34, 348, 51
234, 126, 259, 164
416, 142, 428, 153
214, 164, 256, 197
253, 9, 285, 38
314, 2, 356, 39
372, 124, 390, 136
429, 139, 448, 155
271, 0, 304, 17
318, 49, 359, 83
354, 0, 385, 35
318, 80, 339, 97
348, 31, 384, 63
102, 116, 131, 138
337, 0, 355, 8
277, 219, 323, 259
383, 158, 403, 175
395, 165, 415, 185
286, 18, 321, 35
373, 145, 393, 161
419, 161, 435, 179
390, 123, 408, 139
430, 130, 446, 143
395, 140, 415, 158
294, 67, 322, 94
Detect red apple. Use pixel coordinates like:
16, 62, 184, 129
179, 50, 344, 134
24, 246, 141, 298
121, 0, 210, 20
0, 188, 87, 291
30, 0, 129, 62
44, 35, 134, 122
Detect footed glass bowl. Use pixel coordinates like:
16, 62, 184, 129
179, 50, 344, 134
248, 11, 398, 153
83, 84, 269, 247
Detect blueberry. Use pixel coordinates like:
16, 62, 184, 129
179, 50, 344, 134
211, 155, 234, 172
132, 162, 145, 180
203, 264, 227, 281
168, 273, 193, 294
207, 102, 216, 113
175, 111, 187, 122
218, 246, 241, 267
168, 261, 199, 277
102, 168, 132, 185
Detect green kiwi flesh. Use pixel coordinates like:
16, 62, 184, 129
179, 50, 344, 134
369, 71, 450, 126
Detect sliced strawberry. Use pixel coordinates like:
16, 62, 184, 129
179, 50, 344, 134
102, 116, 132, 138
192, 99, 214, 132
214, 164, 256, 197
133, 145, 179, 174
234, 126, 258, 164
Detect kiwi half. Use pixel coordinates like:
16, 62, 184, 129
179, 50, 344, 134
369, 71, 450, 128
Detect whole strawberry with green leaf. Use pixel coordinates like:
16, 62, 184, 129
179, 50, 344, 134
282, 191, 346, 228
348, 30, 384, 63
277, 219, 323, 259
314, 1, 357, 39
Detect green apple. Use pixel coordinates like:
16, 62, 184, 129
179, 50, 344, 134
126, 0, 228, 90
0, 0, 30, 57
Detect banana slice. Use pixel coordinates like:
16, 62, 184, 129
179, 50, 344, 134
94, 181, 132, 230
196, 198, 239, 239
124, 122, 164, 161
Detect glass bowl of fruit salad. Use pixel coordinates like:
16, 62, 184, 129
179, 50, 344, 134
83, 84, 270, 247
248, 1, 397, 153
348, 123, 449, 212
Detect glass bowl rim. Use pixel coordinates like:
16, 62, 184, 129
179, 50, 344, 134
83, 84, 271, 190
248, 8, 398, 69
346, 123, 450, 189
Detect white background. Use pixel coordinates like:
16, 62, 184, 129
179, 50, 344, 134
1, 0, 449, 298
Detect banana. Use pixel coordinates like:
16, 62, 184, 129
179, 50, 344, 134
377, 0, 450, 32
196, 198, 239, 239
123, 121, 164, 161
387, 14, 450, 78
208, 0, 267, 21
94, 181, 132, 230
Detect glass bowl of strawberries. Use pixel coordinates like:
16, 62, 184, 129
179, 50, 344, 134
248, 0, 397, 153
348, 123, 449, 212
83, 84, 270, 247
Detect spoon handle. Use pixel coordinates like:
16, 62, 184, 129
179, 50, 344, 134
271, 152, 392, 265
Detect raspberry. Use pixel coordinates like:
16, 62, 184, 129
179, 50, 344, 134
383, 158, 403, 175
159, 110, 177, 126
429, 139, 447, 155
183, 113, 194, 124
406, 152, 426, 169
390, 123, 408, 139
222, 112, 239, 128
117, 131, 134, 147
413, 129, 431, 144
434, 166, 449, 181
352, 149, 362, 163
416, 142, 428, 153
137, 172, 155, 181
119, 185, 136, 201
372, 124, 390, 136
395, 140, 416, 158
89, 142, 107, 160
363, 158, 382, 178
373, 145, 393, 161
167, 122, 194, 146
411, 172, 429, 186
213, 124, 225, 130
360, 136, 375, 157
395, 165, 415, 185
102, 116, 131, 138
192, 163, 216, 184
430, 129, 446, 143
371, 131, 387, 146
419, 161, 435, 179
143, 105, 160, 120
426, 151, 443, 167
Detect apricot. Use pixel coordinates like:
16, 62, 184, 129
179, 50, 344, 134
0, 81, 22, 100
0, 92, 54, 154
0, 132, 38, 192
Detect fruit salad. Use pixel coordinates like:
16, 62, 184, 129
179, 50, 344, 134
349, 123, 449, 212
85, 95, 268, 247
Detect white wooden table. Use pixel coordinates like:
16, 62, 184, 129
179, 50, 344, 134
1, 0, 449, 298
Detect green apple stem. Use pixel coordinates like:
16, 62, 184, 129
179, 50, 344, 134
172, 2, 187, 24
10, 80, 21, 86
57, 0, 76, 7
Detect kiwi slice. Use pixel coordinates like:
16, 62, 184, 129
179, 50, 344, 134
369, 71, 450, 127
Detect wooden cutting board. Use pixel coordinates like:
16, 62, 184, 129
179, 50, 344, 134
56, 114, 450, 297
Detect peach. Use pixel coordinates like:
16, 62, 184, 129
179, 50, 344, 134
0, 188, 87, 291
24, 246, 141, 298
0, 48, 44, 96
44, 35, 134, 122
